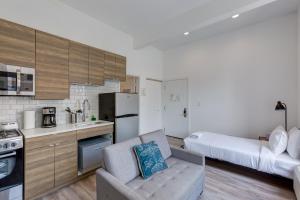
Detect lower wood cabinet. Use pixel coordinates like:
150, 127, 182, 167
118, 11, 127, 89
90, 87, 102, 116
54, 142, 77, 186
25, 131, 77, 200
25, 146, 55, 200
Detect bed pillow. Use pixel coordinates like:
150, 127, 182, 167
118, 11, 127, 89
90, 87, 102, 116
133, 141, 168, 179
287, 127, 300, 159
268, 126, 288, 156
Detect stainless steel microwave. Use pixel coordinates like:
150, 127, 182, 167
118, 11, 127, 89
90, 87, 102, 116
0, 64, 35, 96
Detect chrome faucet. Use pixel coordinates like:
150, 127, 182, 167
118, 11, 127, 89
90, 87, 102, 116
82, 99, 91, 122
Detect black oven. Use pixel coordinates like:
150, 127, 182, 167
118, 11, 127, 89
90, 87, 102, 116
0, 148, 23, 199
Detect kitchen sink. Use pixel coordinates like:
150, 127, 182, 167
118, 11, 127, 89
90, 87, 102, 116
75, 121, 106, 127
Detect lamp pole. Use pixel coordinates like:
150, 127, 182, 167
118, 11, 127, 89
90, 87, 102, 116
284, 104, 287, 131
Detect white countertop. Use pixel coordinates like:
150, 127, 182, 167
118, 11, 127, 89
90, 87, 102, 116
21, 120, 114, 139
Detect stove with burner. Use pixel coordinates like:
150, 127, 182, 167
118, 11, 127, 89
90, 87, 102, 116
0, 122, 24, 200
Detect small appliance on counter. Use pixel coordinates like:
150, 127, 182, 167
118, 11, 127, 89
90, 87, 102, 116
0, 122, 24, 200
42, 107, 56, 128
23, 110, 35, 129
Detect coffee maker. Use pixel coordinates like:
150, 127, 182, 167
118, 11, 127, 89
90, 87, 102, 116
42, 107, 56, 128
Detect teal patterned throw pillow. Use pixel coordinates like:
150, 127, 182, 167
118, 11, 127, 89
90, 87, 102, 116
133, 141, 168, 179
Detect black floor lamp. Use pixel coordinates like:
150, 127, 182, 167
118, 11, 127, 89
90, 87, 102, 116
275, 101, 287, 131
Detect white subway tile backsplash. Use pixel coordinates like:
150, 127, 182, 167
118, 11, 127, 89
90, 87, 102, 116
0, 80, 120, 128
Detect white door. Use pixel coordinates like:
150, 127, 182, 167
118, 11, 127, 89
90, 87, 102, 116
163, 79, 188, 138
140, 79, 162, 134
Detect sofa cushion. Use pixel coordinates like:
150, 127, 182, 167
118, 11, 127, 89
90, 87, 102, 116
126, 157, 204, 200
103, 137, 142, 184
140, 130, 172, 159
133, 141, 168, 179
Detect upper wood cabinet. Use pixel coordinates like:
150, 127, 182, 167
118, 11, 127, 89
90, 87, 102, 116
115, 55, 126, 81
0, 18, 35, 67
120, 75, 139, 93
69, 41, 89, 84
35, 31, 69, 100
104, 52, 116, 80
89, 47, 105, 85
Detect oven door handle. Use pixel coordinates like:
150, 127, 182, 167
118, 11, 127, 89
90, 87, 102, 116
16, 69, 21, 95
0, 151, 16, 159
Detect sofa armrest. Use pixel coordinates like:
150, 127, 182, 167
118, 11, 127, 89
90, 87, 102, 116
96, 168, 145, 200
170, 147, 205, 166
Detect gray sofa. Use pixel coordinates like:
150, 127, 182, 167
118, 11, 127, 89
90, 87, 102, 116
96, 130, 205, 200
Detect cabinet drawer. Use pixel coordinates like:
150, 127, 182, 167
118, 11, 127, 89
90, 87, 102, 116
25, 131, 76, 151
55, 131, 77, 145
77, 125, 113, 140
25, 134, 56, 151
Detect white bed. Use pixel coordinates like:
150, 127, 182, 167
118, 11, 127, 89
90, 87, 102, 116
184, 131, 300, 179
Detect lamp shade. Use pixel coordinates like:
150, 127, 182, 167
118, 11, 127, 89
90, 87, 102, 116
275, 101, 286, 110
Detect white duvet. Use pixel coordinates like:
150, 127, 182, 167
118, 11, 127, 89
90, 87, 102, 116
184, 131, 300, 179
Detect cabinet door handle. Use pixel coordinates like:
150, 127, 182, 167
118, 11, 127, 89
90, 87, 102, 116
49, 144, 55, 147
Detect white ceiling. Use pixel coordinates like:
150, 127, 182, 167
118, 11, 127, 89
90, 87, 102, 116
59, 0, 299, 51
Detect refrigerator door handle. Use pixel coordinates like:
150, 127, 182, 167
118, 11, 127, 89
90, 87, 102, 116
116, 114, 138, 118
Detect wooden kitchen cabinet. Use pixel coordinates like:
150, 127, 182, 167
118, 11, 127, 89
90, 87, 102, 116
89, 47, 105, 85
77, 124, 114, 140
25, 146, 55, 200
115, 55, 126, 81
35, 31, 69, 100
120, 75, 139, 93
69, 41, 89, 84
25, 131, 77, 199
0, 18, 35, 67
104, 52, 116, 80
55, 142, 77, 186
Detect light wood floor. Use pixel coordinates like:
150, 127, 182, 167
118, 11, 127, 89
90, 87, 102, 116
39, 137, 296, 200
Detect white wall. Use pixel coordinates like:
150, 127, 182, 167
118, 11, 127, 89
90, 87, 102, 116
298, 7, 300, 127
0, 0, 163, 133
164, 13, 298, 139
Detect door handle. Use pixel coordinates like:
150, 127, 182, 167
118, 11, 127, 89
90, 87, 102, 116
183, 108, 187, 118
16, 69, 21, 94
0, 151, 16, 159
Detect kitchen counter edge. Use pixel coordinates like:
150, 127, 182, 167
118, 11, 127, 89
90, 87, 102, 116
21, 121, 114, 139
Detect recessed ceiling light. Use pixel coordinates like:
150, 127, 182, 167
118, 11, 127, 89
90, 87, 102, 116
232, 14, 240, 19
184, 32, 190, 36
